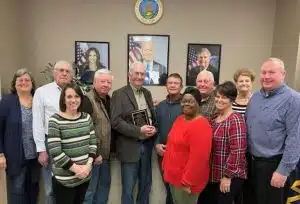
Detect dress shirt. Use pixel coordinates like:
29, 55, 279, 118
32, 82, 61, 152
246, 84, 300, 176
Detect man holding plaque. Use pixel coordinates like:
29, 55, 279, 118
111, 62, 157, 204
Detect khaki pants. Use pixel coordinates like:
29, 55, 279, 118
170, 184, 199, 204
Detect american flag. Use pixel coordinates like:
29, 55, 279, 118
75, 44, 87, 66
188, 47, 199, 70
128, 36, 143, 67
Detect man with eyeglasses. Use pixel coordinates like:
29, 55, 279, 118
32, 60, 73, 204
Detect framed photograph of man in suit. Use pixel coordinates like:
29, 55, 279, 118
127, 34, 170, 86
75, 41, 110, 91
186, 43, 222, 86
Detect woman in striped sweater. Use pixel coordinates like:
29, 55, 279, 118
47, 83, 97, 204
232, 69, 256, 204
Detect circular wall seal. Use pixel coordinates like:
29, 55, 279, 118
135, 0, 163, 25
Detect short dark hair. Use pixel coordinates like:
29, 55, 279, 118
183, 86, 202, 106
216, 81, 237, 102
59, 83, 84, 112
11, 68, 36, 95
167, 73, 183, 87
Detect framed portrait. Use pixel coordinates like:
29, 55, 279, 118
75, 41, 110, 91
186, 43, 222, 86
127, 34, 170, 86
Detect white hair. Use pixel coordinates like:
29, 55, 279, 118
129, 61, 145, 73
265, 57, 285, 72
196, 70, 215, 83
94, 69, 113, 80
54, 60, 73, 71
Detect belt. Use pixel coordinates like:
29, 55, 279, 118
251, 154, 282, 162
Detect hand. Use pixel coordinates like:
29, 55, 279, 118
271, 171, 287, 188
0, 155, 7, 169
145, 126, 156, 138
79, 164, 92, 178
153, 99, 160, 106
182, 185, 192, 194
220, 177, 231, 193
38, 151, 49, 167
140, 125, 155, 137
70, 164, 90, 179
156, 144, 166, 156
94, 155, 103, 165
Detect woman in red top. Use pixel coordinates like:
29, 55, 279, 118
162, 87, 212, 204
199, 81, 247, 204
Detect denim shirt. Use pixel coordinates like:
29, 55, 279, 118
246, 84, 300, 176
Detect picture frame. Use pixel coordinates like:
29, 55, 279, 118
186, 43, 222, 86
127, 34, 170, 86
75, 41, 110, 90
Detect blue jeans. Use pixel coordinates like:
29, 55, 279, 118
7, 159, 40, 204
43, 166, 55, 204
84, 160, 111, 204
121, 144, 152, 204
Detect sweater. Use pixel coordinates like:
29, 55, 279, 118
47, 112, 97, 187
162, 115, 212, 193
0, 94, 33, 176
155, 95, 182, 145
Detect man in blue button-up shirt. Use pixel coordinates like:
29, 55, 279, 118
246, 58, 300, 204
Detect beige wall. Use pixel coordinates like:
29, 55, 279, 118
271, 0, 299, 88
0, 0, 21, 93
0, 0, 22, 203
15, 0, 276, 99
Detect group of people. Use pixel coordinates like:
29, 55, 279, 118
0, 57, 300, 204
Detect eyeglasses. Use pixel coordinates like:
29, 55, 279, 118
16, 78, 31, 83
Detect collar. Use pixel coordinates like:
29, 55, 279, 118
92, 88, 108, 102
166, 94, 182, 104
130, 84, 142, 93
260, 84, 286, 98
53, 82, 62, 91
201, 90, 216, 102
143, 60, 154, 67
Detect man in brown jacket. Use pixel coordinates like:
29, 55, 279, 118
81, 69, 113, 204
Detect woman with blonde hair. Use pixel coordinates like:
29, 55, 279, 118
232, 68, 256, 116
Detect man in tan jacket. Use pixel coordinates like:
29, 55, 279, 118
81, 69, 113, 204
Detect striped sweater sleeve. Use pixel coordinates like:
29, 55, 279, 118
47, 115, 74, 170
87, 114, 97, 158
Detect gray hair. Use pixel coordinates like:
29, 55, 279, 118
196, 70, 215, 83
129, 61, 145, 73
265, 57, 285, 72
94, 69, 114, 80
53, 60, 73, 73
198, 48, 211, 57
